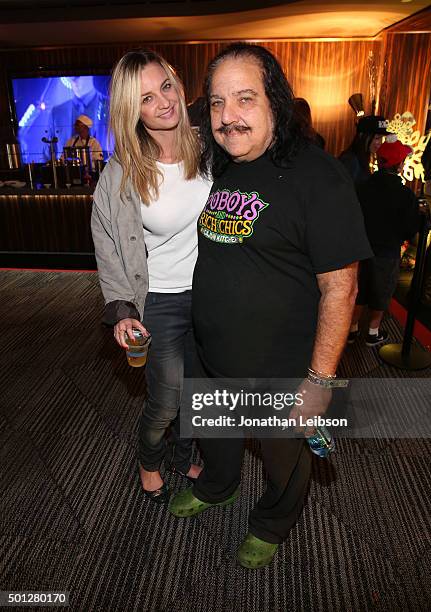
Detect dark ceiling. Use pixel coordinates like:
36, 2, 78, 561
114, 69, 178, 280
0, 0, 297, 23
0, 1, 429, 47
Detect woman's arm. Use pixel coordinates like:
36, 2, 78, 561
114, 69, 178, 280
91, 174, 141, 325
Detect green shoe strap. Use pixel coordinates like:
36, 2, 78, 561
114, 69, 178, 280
245, 533, 278, 553
169, 487, 239, 518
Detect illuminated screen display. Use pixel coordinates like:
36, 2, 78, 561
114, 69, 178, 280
11, 74, 111, 163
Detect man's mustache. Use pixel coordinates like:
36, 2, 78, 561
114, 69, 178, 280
216, 124, 250, 135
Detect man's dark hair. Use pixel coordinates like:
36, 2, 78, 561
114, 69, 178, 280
199, 43, 306, 178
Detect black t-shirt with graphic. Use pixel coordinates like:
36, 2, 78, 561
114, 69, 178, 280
193, 144, 372, 378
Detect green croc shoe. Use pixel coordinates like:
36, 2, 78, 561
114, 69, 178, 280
237, 533, 279, 569
169, 487, 239, 518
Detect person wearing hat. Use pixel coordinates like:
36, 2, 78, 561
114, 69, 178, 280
348, 137, 419, 346
339, 115, 389, 189
47, 76, 109, 160
64, 114, 103, 164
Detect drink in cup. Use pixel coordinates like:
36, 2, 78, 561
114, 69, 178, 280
125, 329, 151, 368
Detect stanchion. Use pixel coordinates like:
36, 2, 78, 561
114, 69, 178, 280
379, 198, 431, 369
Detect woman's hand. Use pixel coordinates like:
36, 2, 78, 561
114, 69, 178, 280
113, 318, 149, 349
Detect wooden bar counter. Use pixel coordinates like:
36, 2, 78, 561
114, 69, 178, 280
0, 187, 96, 269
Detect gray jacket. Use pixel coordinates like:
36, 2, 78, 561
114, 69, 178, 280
91, 157, 149, 325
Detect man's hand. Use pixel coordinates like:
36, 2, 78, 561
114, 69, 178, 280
289, 378, 332, 435
113, 318, 149, 349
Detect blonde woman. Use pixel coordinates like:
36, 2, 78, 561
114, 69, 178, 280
91, 50, 211, 504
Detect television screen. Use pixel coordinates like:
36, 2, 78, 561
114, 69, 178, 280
11, 74, 112, 163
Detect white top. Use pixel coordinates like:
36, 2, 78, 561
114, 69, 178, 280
141, 161, 211, 292
64, 135, 103, 163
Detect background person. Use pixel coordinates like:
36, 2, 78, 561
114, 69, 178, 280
64, 114, 103, 164
187, 96, 205, 129
348, 138, 419, 346
339, 115, 389, 189
293, 97, 325, 149
168, 43, 372, 569
91, 50, 211, 504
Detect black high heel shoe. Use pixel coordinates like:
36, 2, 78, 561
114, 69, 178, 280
142, 483, 171, 505
165, 464, 199, 482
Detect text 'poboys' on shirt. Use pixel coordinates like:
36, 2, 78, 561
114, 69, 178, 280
199, 189, 269, 245
193, 145, 372, 378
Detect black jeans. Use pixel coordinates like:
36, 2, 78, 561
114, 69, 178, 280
137, 291, 195, 473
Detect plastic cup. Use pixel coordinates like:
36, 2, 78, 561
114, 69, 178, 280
125, 329, 151, 368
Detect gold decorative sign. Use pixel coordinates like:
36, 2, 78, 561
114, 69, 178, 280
386, 112, 431, 183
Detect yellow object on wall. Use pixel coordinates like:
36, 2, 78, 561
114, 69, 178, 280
386, 112, 431, 183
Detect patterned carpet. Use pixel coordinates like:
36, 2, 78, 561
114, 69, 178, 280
0, 270, 430, 612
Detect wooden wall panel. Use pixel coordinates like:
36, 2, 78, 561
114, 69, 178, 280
0, 39, 381, 156
0, 35, 428, 158
262, 40, 381, 155
383, 5, 431, 33
379, 33, 431, 135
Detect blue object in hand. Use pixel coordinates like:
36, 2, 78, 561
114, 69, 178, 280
306, 426, 335, 458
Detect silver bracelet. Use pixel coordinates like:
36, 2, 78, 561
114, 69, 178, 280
307, 368, 349, 389
308, 367, 336, 379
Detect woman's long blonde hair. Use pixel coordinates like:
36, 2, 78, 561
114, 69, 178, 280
109, 50, 199, 203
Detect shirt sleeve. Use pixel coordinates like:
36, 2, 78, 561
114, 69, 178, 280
91, 169, 141, 324
400, 191, 420, 241
303, 160, 373, 273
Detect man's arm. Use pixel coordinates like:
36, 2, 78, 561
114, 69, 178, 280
310, 262, 358, 376
290, 262, 358, 427
90, 137, 104, 161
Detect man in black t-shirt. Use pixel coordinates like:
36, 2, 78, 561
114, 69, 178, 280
169, 44, 372, 568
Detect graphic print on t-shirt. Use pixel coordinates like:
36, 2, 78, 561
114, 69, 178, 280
198, 188, 269, 244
